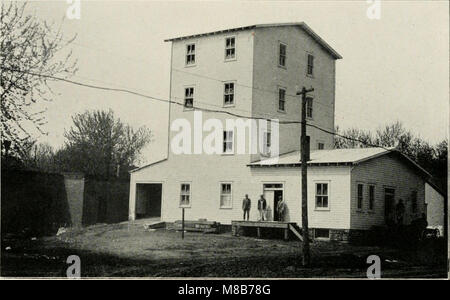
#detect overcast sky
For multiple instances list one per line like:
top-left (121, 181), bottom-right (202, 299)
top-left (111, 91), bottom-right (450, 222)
top-left (26, 0), bottom-right (449, 165)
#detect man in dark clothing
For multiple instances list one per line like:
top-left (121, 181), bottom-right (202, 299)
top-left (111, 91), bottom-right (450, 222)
top-left (242, 194), bottom-right (251, 221)
top-left (257, 195), bottom-right (267, 221)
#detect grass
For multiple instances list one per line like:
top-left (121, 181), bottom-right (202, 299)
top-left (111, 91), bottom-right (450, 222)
top-left (1, 222), bottom-right (447, 278)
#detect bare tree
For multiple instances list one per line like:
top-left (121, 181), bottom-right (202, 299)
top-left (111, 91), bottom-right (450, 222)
top-left (0, 2), bottom-right (77, 158)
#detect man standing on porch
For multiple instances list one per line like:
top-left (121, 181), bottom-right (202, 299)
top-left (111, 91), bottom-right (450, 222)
top-left (258, 195), bottom-right (267, 221)
top-left (242, 194), bottom-right (251, 221)
top-left (277, 196), bottom-right (286, 222)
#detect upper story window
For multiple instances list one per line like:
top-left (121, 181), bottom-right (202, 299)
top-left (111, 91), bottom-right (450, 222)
top-left (306, 97), bottom-right (313, 118)
top-left (357, 184), bottom-right (364, 210)
top-left (279, 43), bottom-right (286, 67)
top-left (180, 183), bottom-right (191, 207)
top-left (186, 43), bottom-right (196, 65)
top-left (224, 82), bottom-right (235, 106)
top-left (307, 54), bottom-right (314, 76)
top-left (225, 37), bottom-right (236, 60)
top-left (315, 183), bottom-right (329, 209)
top-left (184, 87), bottom-right (194, 108)
top-left (369, 185), bottom-right (375, 211)
top-left (318, 142), bottom-right (324, 150)
top-left (223, 130), bottom-right (234, 154)
top-left (278, 88), bottom-right (286, 112)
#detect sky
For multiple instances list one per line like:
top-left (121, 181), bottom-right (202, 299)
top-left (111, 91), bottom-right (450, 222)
top-left (23, 0), bottom-right (449, 165)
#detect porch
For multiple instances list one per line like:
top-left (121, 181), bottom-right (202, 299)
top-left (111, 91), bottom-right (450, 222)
top-left (231, 220), bottom-right (303, 241)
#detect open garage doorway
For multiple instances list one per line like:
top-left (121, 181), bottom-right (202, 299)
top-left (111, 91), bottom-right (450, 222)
top-left (135, 183), bottom-right (162, 219)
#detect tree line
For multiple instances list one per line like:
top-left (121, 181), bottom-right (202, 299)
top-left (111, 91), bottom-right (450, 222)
top-left (334, 121), bottom-right (447, 191)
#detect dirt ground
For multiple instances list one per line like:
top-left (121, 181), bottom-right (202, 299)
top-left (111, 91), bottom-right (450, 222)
top-left (1, 222), bottom-right (447, 278)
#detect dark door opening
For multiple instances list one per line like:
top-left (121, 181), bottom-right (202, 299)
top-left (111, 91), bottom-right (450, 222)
top-left (135, 183), bottom-right (162, 219)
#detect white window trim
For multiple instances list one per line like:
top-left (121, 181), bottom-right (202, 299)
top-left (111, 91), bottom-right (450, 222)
top-left (278, 42), bottom-right (287, 68)
top-left (277, 86), bottom-right (287, 113)
top-left (314, 181), bottom-right (330, 211)
top-left (183, 85), bottom-right (195, 111)
top-left (356, 182), bottom-right (364, 212)
top-left (224, 36), bottom-right (237, 62)
top-left (179, 182), bottom-right (192, 208)
top-left (219, 182), bottom-right (233, 209)
top-left (223, 81), bottom-right (236, 107)
top-left (222, 130), bottom-right (234, 155)
top-left (185, 43), bottom-right (196, 67)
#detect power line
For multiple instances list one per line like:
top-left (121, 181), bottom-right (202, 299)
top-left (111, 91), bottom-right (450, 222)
top-left (1, 66), bottom-right (393, 152)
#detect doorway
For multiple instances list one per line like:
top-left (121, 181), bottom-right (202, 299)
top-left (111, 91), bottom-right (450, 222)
top-left (135, 183), bottom-right (162, 219)
top-left (263, 183), bottom-right (284, 221)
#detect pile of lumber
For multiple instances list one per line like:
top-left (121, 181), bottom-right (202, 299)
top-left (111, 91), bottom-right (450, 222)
top-left (173, 219), bottom-right (220, 233)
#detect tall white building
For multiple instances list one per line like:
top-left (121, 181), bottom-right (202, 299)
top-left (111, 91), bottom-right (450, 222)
top-left (129, 23), bottom-right (430, 242)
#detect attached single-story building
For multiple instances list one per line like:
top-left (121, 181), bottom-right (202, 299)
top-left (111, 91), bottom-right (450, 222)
top-left (129, 147), bottom-right (434, 241)
top-left (425, 182), bottom-right (446, 235)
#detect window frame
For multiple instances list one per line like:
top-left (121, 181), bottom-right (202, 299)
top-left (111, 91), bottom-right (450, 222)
top-left (262, 131), bottom-right (271, 156)
top-left (278, 42), bottom-right (287, 68)
top-left (357, 183), bottom-right (364, 211)
top-left (224, 36), bottom-right (236, 61)
top-left (306, 96), bottom-right (313, 119)
top-left (219, 182), bottom-right (233, 209)
top-left (183, 86), bottom-right (195, 110)
top-left (315, 181), bottom-right (330, 210)
top-left (222, 130), bottom-right (234, 155)
top-left (179, 182), bottom-right (192, 208)
top-left (278, 87), bottom-right (286, 113)
top-left (306, 53), bottom-right (314, 77)
top-left (223, 81), bottom-right (235, 107)
top-left (314, 229), bottom-right (330, 240)
top-left (185, 43), bottom-right (196, 66)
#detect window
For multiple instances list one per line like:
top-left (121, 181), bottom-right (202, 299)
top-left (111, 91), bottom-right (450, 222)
top-left (306, 97), bottom-right (313, 118)
top-left (180, 183), bottom-right (191, 207)
top-left (307, 54), bottom-right (314, 75)
top-left (315, 183), bottom-right (329, 208)
top-left (223, 130), bottom-right (234, 154)
top-left (369, 185), bottom-right (375, 211)
top-left (315, 229), bottom-right (330, 239)
top-left (225, 37), bottom-right (235, 60)
top-left (224, 82), bottom-right (235, 106)
top-left (220, 183), bottom-right (232, 208)
top-left (184, 87), bottom-right (194, 108)
top-left (186, 44), bottom-right (196, 65)
top-left (278, 88), bottom-right (286, 112)
top-left (318, 143), bottom-right (324, 150)
top-left (411, 191), bottom-right (418, 213)
top-left (279, 43), bottom-right (286, 67)
top-left (357, 184), bottom-right (364, 210)
top-left (263, 131), bottom-right (271, 155)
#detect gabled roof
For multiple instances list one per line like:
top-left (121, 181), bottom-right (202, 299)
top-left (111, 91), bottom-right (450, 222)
top-left (164, 22), bottom-right (342, 59)
top-left (248, 147), bottom-right (433, 178)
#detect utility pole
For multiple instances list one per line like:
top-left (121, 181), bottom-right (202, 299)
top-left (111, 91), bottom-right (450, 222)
top-left (297, 86), bottom-right (314, 267)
